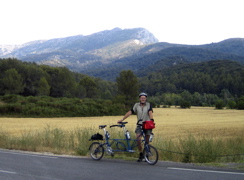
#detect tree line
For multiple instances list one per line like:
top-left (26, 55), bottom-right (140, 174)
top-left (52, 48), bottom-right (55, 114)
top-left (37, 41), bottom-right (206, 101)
top-left (0, 58), bottom-right (243, 117)
top-left (139, 60), bottom-right (244, 96)
top-left (0, 58), bottom-right (117, 99)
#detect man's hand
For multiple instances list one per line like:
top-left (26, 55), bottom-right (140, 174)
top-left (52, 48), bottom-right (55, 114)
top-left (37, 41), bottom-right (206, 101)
top-left (117, 119), bottom-right (123, 123)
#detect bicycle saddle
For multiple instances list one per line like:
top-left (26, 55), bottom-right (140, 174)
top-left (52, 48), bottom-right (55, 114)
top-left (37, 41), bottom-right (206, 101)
top-left (99, 125), bottom-right (107, 129)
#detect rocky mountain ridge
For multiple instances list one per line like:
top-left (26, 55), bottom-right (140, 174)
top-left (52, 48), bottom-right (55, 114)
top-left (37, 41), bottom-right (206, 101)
top-left (1, 28), bottom-right (244, 81)
top-left (0, 27), bottom-right (157, 57)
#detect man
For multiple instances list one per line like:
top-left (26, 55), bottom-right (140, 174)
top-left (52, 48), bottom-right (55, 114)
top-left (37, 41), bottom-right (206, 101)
top-left (117, 92), bottom-right (154, 162)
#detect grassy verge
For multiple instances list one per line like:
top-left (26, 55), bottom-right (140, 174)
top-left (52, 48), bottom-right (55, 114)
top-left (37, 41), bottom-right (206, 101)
top-left (0, 126), bottom-right (92, 155)
top-left (0, 126), bottom-right (243, 163)
top-left (154, 134), bottom-right (244, 163)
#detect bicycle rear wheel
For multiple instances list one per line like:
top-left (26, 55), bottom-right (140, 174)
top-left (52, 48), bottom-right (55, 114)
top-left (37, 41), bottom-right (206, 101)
top-left (143, 144), bottom-right (158, 165)
top-left (89, 142), bottom-right (104, 160)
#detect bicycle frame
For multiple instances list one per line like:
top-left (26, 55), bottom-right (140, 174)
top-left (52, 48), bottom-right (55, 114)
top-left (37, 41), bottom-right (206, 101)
top-left (99, 122), bottom-right (145, 153)
top-left (89, 122), bottom-right (158, 165)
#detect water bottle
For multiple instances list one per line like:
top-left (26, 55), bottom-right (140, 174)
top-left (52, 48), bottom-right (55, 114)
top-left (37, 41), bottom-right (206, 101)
top-left (106, 131), bottom-right (110, 139)
top-left (126, 130), bottom-right (130, 139)
top-left (149, 133), bottom-right (154, 142)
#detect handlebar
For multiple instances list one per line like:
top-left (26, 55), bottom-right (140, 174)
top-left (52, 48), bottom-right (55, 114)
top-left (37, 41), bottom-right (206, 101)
top-left (110, 122), bottom-right (128, 128)
top-left (137, 119), bottom-right (143, 126)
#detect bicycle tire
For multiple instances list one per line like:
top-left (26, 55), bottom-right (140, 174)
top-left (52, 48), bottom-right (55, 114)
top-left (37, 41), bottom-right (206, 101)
top-left (89, 142), bottom-right (104, 160)
top-left (143, 144), bottom-right (158, 165)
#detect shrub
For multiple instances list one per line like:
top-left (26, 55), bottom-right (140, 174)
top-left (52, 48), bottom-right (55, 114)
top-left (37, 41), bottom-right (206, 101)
top-left (0, 104), bottom-right (9, 114)
top-left (27, 96), bottom-right (38, 103)
top-left (215, 100), bottom-right (224, 109)
top-left (227, 100), bottom-right (236, 109)
top-left (180, 101), bottom-right (191, 109)
top-left (236, 96), bottom-right (244, 110)
top-left (0, 95), bottom-right (128, 117)
top-left (2, 94), bottom-right (22, 103)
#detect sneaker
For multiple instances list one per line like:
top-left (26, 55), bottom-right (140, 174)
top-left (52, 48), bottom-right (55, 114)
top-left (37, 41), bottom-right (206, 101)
top-left (137, 152), bottom-right (143, 162)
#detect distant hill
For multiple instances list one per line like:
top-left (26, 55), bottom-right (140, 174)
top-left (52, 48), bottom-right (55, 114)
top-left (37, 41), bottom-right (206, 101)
top-left (199, 38), bottom-right (244, 57)
top-left (157, 59), bottom-right (244, 76)
top-left (83, 46), bottom-right (244, 80)
top-left (0, 28), bottom-right (244, 81)
top-left (139, 60), bottom-right (244, 96)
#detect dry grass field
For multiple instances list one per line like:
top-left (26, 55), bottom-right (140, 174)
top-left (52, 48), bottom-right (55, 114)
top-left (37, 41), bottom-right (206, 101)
top-left (0, 107), bottom-right (243, 163)
top-left (1, 107), bottom-right (243, 140)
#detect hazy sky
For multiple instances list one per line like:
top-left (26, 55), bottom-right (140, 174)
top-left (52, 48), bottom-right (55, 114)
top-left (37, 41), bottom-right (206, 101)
top-left (1, 0), bottom-right (243, 45)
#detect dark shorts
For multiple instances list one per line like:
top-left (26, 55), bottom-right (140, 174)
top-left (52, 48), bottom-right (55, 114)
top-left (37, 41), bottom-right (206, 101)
top-left (135, 125), bottom-right (152, 136)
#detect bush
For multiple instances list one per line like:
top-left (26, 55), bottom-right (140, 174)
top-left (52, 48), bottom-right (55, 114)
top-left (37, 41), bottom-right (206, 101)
top-left (180, 101), bottom-right (191, 109)
top-left (227, 100), bottom-right (236, 109)
top-left (0, 95), bottom-right (127, 117)
top-left (0, 103), bottom-right (22, 114)
top-left (215, 100), bottom-right (224, 109)
top-left (0, 104), bottom-right (9, 114)
top-left (236, 101), bottom-right (244, 110)
top-left (236, 96), bottom-right (244, 110)
top-left (1, 94), bottom-right (23, 103)
top-left (27, 96), bottom-right (38, 103)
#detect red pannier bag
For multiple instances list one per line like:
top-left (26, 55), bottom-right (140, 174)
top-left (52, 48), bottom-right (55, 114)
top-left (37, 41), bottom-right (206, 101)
top-left (143, 120), bottom-right (155, 130)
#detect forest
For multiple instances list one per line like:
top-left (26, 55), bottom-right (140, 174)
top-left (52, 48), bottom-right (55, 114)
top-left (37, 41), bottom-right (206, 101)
top-left (0, 58), bottom-right (243, 117)
top-left (140, 60), bottom-right (244, 96)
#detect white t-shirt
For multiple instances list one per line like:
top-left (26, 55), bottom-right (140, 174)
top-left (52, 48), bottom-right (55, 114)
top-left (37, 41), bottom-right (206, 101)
top-left (131, 102), bottom-right (153, 124)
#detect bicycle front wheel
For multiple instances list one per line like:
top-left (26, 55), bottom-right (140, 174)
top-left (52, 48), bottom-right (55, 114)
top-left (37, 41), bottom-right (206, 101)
top-left (143, 144), bottom-right (158, 165)
top-left (89, 142), bottom-right (104, 160)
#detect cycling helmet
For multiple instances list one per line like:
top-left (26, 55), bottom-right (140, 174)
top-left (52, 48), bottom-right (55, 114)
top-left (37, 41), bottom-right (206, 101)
top-left (139, 92), bottom-right (147, 97)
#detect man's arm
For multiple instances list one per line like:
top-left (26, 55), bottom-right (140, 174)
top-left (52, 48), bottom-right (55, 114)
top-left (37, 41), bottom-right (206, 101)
top-left (149, 110), bottom-right (153, 120)
top-left (117, 110), bottom-right (132, 123)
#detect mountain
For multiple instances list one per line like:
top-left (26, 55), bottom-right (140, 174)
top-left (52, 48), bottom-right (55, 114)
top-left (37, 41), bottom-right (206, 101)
top-left (82, 45), bottom-right (244, 80)
top-left (1, 28), bottom-right (244, 81)
top-left (0, 27), bottom-right (157, 57)
top-left (0, 27), bottom-right (159, 69)
top-left (0, 44), bottom-right (22, 56)
top-left (199, 38), bottom-right (244, 56)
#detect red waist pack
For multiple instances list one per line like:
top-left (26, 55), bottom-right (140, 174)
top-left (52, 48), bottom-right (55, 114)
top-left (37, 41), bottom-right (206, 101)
top-left (143, 120), bottom-right (155, 130)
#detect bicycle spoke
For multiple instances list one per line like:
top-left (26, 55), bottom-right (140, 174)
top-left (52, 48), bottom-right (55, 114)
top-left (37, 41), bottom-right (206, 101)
top-left (89, 142), bottom-right (104, 160)
top-left (89, 123), bottom-right (158, 165)
top-left (143, 145), bottom-right (158, 165)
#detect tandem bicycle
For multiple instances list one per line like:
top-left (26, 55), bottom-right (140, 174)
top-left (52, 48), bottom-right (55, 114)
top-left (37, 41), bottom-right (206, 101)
top-left (88, 122), bottom-right (158, 165)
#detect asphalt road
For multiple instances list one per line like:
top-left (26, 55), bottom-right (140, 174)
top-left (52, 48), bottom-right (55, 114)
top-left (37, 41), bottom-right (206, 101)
top-left (0, 149), bottom-right (243, 180)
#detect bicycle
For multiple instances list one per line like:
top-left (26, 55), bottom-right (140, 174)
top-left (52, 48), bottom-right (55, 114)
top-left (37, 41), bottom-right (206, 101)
top-left (88, 121), bottom-right (158, 165)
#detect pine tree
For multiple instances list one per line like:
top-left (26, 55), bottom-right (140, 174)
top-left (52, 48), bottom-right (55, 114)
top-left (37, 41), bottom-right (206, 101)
top-left (1, 69), bottom-right (25, 94)
top-left (116, 70), bottom-right (139, 107)
top-left (36, 77), bottom-right (50, 96)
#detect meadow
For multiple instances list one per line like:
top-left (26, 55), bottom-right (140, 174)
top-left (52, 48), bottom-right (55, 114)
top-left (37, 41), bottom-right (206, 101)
top-left (0, 107), bottom-right (243, 163)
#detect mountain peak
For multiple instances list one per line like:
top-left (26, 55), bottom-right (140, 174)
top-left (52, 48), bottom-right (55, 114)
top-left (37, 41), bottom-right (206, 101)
top-left (87, 27), bottom-right (158, 45)
top-left (0, 27), bottom-right (158, 58)
top-left (132, 27), bottom-right (159, 44)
